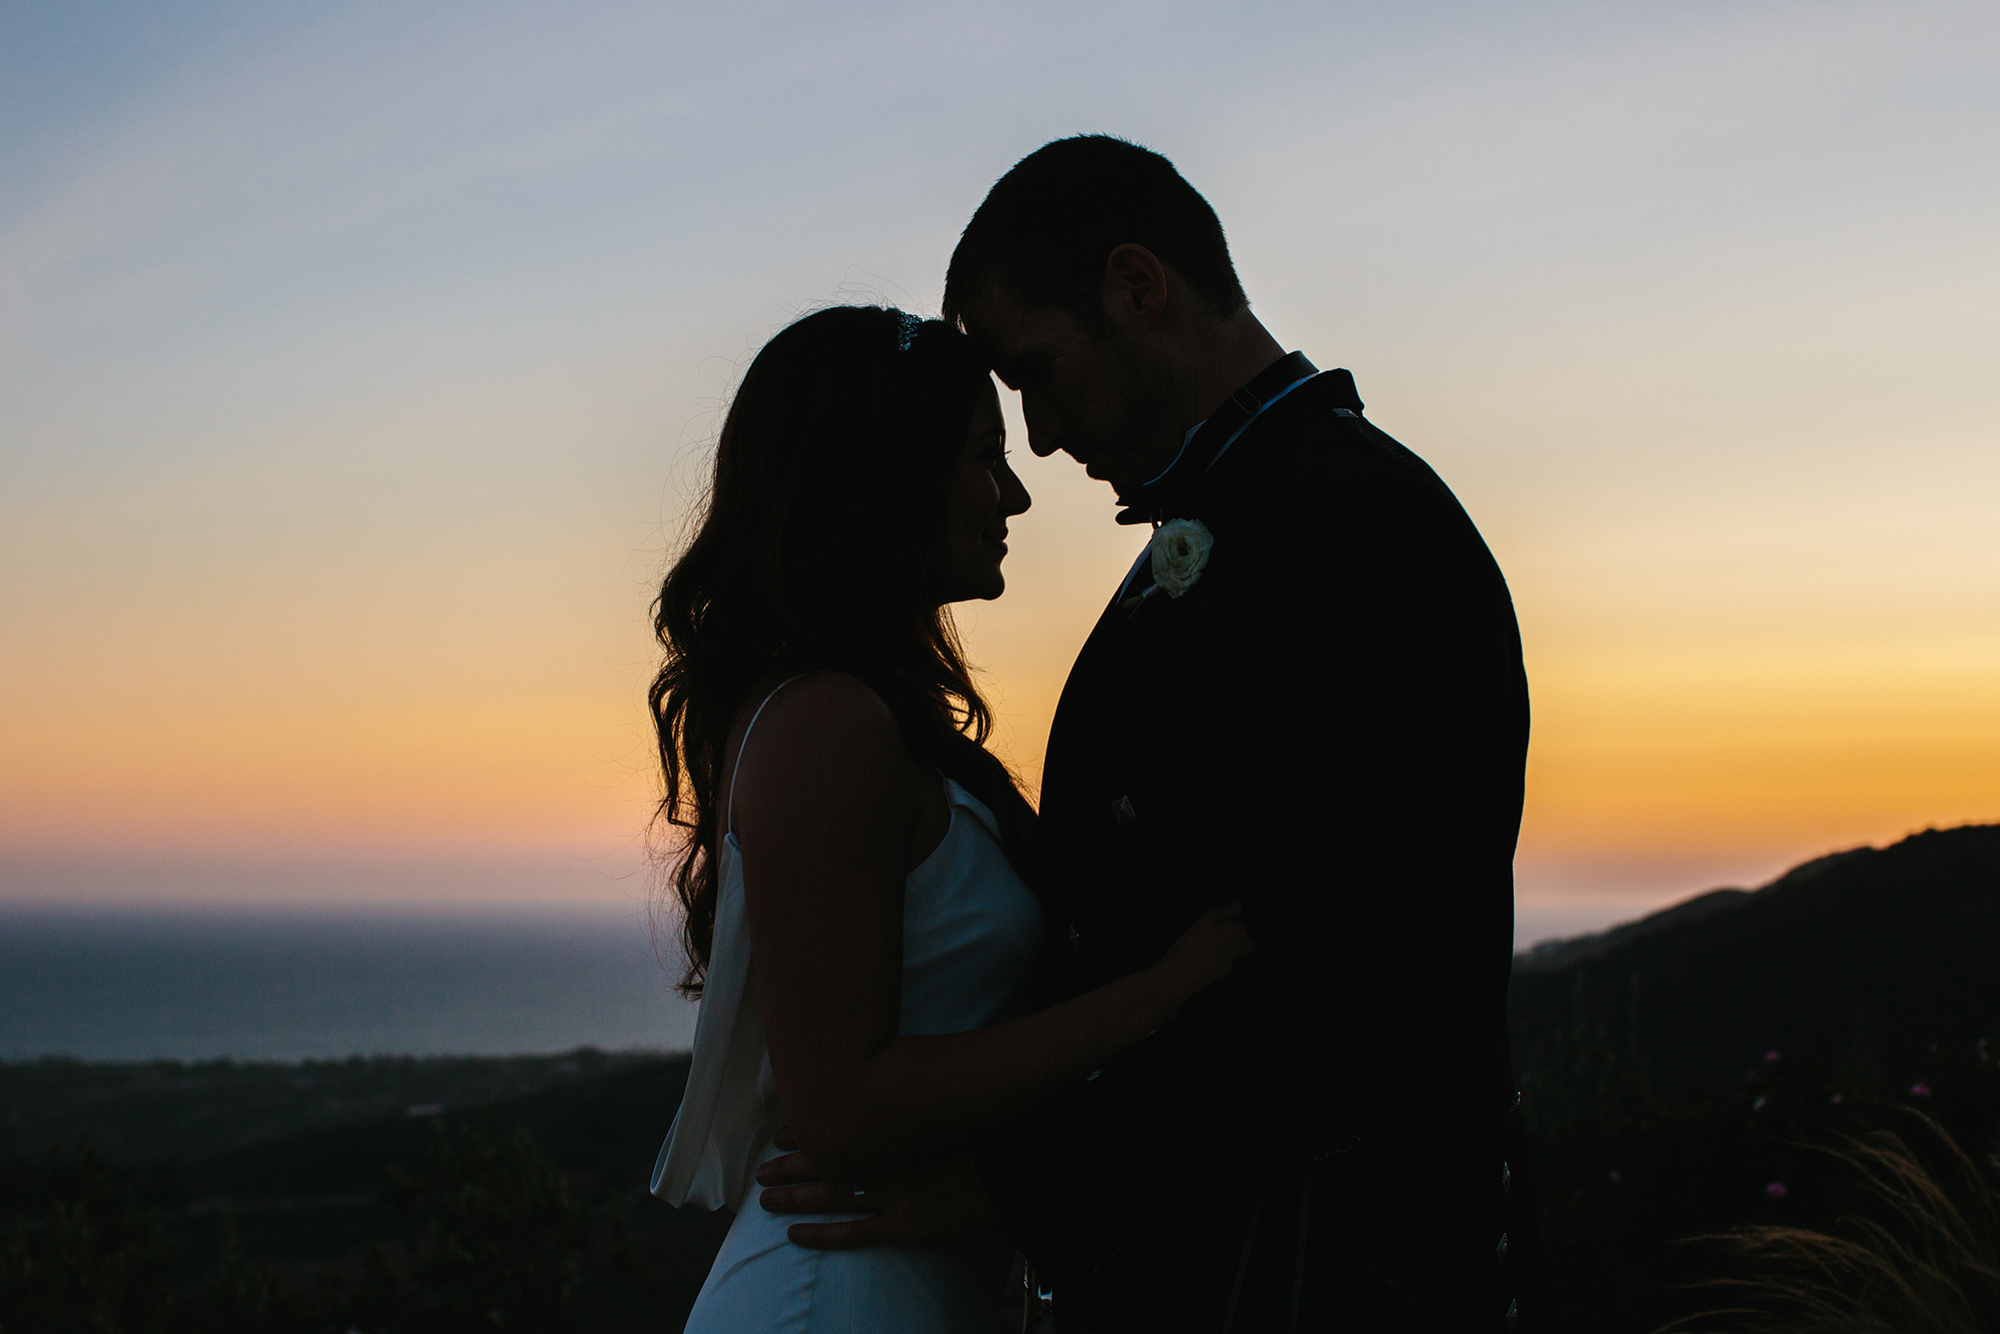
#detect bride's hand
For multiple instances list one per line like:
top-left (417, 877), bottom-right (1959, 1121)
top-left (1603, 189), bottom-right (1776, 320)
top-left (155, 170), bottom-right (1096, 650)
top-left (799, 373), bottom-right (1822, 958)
top-left (1155, 901), bottom-right (1254, 996)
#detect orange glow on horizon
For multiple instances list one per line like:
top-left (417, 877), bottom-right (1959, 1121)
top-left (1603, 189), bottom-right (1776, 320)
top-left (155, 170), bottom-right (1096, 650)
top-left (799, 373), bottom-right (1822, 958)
top-left (5, 400), bottom-right (1994, 901)
top-left (5, 6), bottom-right (1996, 911)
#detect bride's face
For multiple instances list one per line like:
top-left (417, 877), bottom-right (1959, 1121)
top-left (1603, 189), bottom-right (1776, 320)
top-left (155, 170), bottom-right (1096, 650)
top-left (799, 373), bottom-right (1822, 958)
top-left (938, 382), bottom-right (1030, 603)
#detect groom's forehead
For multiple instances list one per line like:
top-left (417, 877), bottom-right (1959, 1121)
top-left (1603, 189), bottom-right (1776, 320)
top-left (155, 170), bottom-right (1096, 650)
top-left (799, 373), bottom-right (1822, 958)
top-left (966, 291), bottom-right (1086, 369)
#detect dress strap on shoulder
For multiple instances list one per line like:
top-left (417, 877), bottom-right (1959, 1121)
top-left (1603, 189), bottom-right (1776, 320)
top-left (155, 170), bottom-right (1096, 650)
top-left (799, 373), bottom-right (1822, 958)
top-left (727, 674), bottom-right (810, 839)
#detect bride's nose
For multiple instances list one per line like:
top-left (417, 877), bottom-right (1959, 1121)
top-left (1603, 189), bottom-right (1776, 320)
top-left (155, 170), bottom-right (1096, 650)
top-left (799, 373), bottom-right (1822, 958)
top-left (1001, 468), bottom-right (1031, 517)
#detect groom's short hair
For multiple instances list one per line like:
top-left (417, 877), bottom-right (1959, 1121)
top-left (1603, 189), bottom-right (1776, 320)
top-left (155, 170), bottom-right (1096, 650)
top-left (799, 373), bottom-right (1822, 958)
top-left (943, 136), bottom-right (1247, 332)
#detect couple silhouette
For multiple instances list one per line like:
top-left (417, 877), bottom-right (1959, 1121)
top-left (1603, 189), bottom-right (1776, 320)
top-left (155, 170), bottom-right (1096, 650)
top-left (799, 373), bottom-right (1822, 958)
top-left (650, 134), bottom-right (1534, 1333)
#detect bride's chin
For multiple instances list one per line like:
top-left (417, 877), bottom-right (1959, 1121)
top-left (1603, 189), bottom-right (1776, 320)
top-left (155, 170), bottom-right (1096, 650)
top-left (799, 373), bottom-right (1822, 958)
top-left (941, 574), bottom-right (1006, 605)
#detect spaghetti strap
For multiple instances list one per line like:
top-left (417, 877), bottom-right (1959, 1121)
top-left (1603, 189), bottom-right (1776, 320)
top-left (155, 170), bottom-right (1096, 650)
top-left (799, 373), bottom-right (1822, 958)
top-left (726, 675), bottom-right (810, 839)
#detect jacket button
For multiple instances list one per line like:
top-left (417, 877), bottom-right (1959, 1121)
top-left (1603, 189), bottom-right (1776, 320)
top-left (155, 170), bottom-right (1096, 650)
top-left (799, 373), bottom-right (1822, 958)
top-left (1501, 1161), bottom-right (1511, 1194)
top-left (1495, 1232), bottom-right (1509, 1266)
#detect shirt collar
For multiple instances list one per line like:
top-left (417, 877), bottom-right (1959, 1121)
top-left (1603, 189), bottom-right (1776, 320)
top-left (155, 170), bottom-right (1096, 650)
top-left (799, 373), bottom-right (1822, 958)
top-left (1117, 351), bottom-right (1321, 525)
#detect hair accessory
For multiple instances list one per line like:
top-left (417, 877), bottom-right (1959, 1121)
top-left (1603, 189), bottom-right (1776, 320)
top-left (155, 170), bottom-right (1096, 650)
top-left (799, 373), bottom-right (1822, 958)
top-left (896, 311), bottom-right (924, 352)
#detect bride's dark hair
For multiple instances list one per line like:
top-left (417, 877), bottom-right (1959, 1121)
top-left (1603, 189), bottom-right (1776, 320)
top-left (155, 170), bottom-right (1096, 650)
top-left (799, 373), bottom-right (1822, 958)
top-left (651, 305), bottom-right (1040, 998)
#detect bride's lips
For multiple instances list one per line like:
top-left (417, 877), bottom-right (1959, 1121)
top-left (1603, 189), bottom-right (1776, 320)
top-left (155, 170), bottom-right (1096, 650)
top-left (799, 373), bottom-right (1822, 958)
top-left (985, 530), bottom-right (1008, 556)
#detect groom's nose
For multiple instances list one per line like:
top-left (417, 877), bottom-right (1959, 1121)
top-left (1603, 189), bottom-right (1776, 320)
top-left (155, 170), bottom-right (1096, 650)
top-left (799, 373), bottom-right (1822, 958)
top-left (1022, 396), bottom-right (1062, 457)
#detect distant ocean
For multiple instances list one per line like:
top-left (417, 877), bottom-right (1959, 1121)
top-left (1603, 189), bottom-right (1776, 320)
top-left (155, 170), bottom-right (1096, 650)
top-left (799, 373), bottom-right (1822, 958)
top-left (0, 907), bottom-right (699, 1062)
top-left (0, 903), bottom-right (1621, 1063)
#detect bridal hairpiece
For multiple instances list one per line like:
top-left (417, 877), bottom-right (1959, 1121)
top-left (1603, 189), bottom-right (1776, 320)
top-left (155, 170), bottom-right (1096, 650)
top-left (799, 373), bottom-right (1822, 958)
top-left (896, 311), bottom-right (923, 352)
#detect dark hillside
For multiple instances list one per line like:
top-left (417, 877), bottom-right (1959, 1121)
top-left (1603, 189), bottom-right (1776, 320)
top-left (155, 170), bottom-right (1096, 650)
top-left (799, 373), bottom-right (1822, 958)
top-left (1508, 825), bottom-right (2000, 1333)
top-left (1, 1052), bottom-right (732, 1331)
top-left (0, 1049), bottom-right (670, 1171)
top-left (1510, 823), bottom-right (2000, 1107)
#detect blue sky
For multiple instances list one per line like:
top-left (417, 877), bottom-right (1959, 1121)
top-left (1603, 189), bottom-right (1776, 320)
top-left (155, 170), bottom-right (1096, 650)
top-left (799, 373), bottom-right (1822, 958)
top-left (3, 2), bottom-right (1996, 936)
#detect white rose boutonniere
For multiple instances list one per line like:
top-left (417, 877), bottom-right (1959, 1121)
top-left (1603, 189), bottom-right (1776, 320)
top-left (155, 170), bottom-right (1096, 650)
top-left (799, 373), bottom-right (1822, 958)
top-left (1151, 518), bottom-right (1214, 596)
top-left (1122, 518), bottom-right (1214, 613)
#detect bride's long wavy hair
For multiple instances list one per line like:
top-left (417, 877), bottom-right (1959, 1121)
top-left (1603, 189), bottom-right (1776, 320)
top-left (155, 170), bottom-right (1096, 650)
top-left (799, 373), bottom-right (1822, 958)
top-left (651, 305), bottom-right (1040, 998)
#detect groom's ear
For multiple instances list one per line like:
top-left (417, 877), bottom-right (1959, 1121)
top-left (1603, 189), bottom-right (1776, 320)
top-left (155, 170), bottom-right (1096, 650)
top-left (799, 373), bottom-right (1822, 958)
top-left (1101, 244), bottom-right (1171, 333)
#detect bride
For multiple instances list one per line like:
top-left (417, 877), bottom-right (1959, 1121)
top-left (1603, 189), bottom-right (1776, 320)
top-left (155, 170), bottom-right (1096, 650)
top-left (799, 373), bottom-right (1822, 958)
top-left (647, 305), bottom-right (1251, 1332)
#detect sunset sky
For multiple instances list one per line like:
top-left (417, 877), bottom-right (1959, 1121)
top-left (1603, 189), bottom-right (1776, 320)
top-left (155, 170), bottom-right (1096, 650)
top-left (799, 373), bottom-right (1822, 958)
top-left (4, 2), bottom-right (1995, 938)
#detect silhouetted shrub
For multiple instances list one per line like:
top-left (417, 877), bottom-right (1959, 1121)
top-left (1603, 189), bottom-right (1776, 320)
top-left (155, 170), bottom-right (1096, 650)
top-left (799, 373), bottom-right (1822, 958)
top-left (1, 1117), bottom-right (601, 1333)
top-left (0, 1136), bottom-right (175, 1334)
top-left (340, 1115), bottom-right (591, 1333)
top-left (1667, 1112), bottom-right (2000, 1333)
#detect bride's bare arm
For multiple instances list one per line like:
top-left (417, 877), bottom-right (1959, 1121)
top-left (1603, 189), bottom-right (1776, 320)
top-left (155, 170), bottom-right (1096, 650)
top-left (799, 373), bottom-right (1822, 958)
top-left (731, 674), bottom-right (1248, 1182)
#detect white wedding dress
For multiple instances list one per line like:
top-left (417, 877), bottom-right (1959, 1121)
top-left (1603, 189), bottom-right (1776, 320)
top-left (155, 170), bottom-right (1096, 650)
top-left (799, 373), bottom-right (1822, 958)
top-left (653, 683), bottom-right (1045, 1333)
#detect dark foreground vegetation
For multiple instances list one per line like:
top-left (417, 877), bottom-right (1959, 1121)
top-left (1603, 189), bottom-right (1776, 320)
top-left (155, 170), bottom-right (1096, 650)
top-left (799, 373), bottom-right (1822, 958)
top-left (5, 824), bottom-right (1996, 1332)
top-left (1, 1051), bottom-right (731, 1332)
top-left (1513, 823), bottom-right (2000, 1330)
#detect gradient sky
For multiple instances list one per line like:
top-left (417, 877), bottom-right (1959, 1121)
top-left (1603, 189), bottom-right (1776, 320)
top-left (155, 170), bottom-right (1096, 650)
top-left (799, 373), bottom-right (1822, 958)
top-left (3, 2), bottom-right (1996, 929)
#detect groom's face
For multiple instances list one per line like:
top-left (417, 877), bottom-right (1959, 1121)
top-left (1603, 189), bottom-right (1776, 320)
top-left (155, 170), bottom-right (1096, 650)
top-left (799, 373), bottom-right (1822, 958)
top-left (967, 287), bottom-right (1182, 499)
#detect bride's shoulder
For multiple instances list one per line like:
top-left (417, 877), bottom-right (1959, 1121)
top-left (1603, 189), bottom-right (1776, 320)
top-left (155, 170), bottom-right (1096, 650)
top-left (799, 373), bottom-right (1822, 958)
top-left (740, 670), bottom-right (893, 738)
top-left (730, 671), bottom-right (905, 780)
top-left (728, 672), bottom-right (925, 847)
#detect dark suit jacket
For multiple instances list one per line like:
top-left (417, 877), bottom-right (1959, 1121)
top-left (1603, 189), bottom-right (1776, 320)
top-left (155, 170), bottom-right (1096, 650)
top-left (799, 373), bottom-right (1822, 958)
top-left (978, 364), bottom-right (1534, 1332)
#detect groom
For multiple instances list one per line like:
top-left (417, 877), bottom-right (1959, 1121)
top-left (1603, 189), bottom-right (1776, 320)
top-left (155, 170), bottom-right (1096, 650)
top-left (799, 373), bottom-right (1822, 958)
top-left (766, 136), bottom-right (1534, 1331)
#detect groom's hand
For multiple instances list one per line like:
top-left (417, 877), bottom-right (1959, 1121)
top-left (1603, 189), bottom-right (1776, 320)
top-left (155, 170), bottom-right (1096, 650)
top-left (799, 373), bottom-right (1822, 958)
top-left (755, 1132), bottom-right (998, 1250)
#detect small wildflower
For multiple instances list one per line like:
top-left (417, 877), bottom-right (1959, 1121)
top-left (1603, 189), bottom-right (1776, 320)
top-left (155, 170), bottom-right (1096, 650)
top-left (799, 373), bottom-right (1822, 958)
top-left (1764, 1050), bottom-right (1782, 1062)
top-left (1752, 1095), bottom-right (1768, 1111)
top-left (1765, 1182), bottom-right (1788, 1200)
top-left (1829, 1093), bottom-right (1843, 1105)
top-left (1910, 1082), bottom-right (1932, 1098)
top-left (1606, 1169), bottom-right (1622, 1185)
